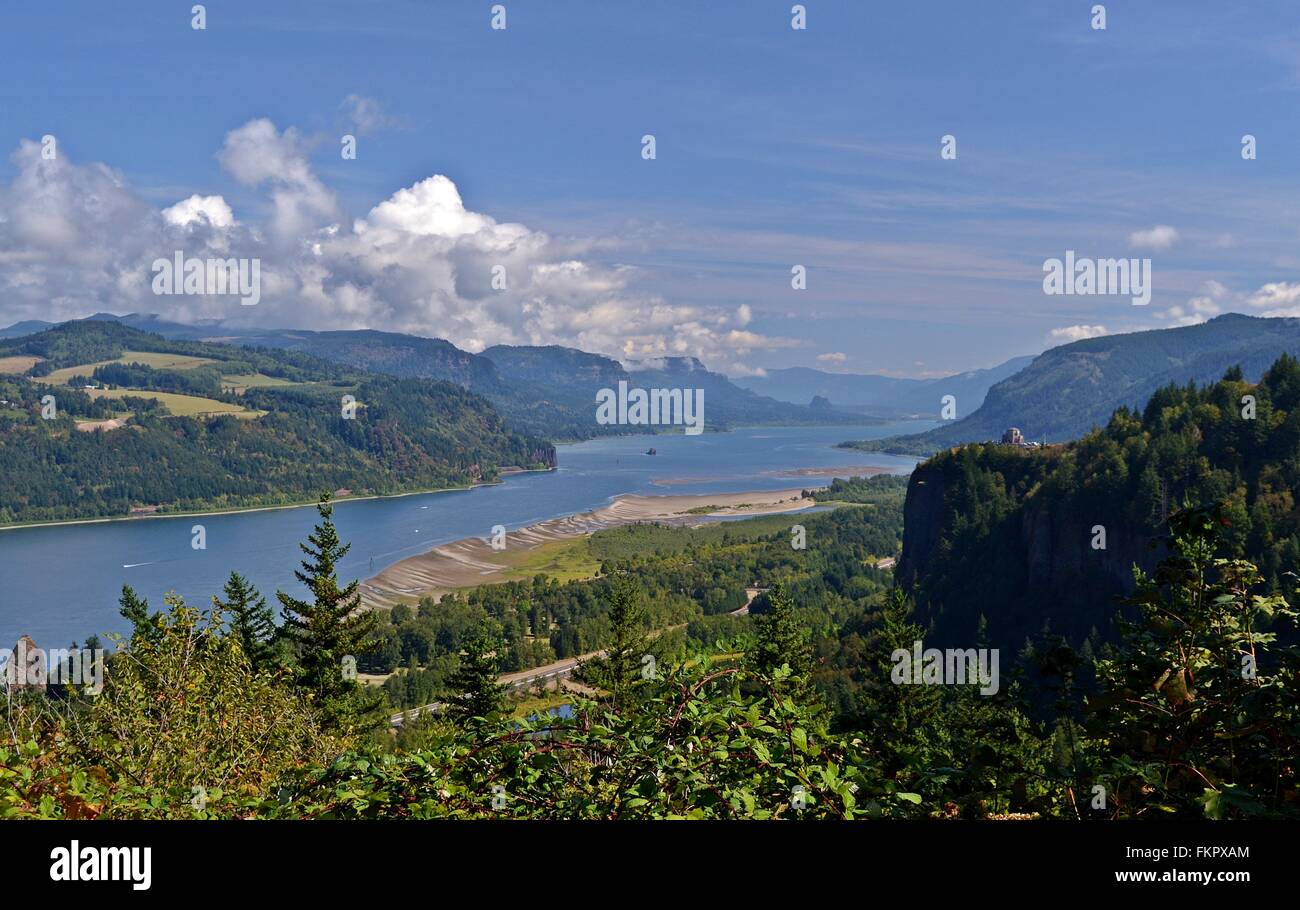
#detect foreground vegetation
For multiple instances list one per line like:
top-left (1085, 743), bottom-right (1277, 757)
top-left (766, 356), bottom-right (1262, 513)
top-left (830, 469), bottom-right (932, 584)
top-left (3, 474), bottom-right (1297, 819)
top-left (4, 358), bottom-right (1298, 820)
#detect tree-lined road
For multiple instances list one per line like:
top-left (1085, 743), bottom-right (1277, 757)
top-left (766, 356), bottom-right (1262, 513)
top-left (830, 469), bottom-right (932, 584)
top-left (389, 650), bottom-right (600, 727)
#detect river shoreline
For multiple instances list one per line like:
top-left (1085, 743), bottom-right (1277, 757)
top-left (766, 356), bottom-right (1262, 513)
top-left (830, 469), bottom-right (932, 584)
top-left (0, 423), bottom-right (921, 647)
top-left (359, 487), bottom-right (815, 610)
top-left (0, 466), bottom-right (555, 533)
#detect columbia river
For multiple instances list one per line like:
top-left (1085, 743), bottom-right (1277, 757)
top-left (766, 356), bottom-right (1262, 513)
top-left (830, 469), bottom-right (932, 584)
top-left (0, 422), bottom-right (927, 646)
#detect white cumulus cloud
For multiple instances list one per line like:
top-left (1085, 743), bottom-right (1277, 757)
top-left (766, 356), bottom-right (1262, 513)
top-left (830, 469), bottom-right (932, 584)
top-left (0, 120), bottom-right (794, 376)
top-left (1048, 324), bottom-right (1109, 343)
top-left (1246, 281), bottom-right (1300, 316)
top-left (162, 194), bottom-right (234, 229)
top-left (1128, 224), bottom-right (1180, 250)
top-left (216, 119), bottom-right (339, 245)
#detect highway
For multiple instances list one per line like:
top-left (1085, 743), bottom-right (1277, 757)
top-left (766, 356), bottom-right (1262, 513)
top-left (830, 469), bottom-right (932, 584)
top-left (389, 650), bottom-right (600, 727)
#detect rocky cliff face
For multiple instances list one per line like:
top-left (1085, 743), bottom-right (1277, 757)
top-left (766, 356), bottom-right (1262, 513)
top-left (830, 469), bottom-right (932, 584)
top-left (896, 465), bottom-right (947, 590)
top-left (898, 453), bottom-right (1161, 653)
top-left (1017, 501), bottom-right (1154, 595)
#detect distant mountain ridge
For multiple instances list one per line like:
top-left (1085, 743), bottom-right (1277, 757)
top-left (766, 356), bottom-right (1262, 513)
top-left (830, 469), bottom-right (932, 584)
top-left (735, 356), bottom-right (1033, 416)
top-left (478, 345), bottom-right (866, 435)
top-left (0, 314), bottom-right (862, 440)
top-left (843, 314), bottom-right (1300, 455)
top-left (480, 344), bottom-right (625, 389)
top-left (232, 328), bottom-right (506, 391)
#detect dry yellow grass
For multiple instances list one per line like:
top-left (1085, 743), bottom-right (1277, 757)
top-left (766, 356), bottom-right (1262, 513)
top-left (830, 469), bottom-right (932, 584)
top-left (0, 355), bottom-right (42, 375)
top-left (85, 388), bottom-right (261, 418)
top-left (220, 373), bottom-right (303, 393)
top-left (43, 351), bottom-right (216, 385)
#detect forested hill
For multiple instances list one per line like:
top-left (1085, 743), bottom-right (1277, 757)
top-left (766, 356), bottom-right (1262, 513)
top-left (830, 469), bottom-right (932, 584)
top-left (223, 329), bottom-right (866, 436)
top-left (206, 331), bottom-right (861, 437)
top-left (843, 313), bottom-right (1300, 455)
top-left (216, 329), bottom-right (613, 439)
top-left (0, 321), bottom-right (554, 524)
top-left (233, 328), bottom-right (507, 391)
top-left (2, 315), bottom-right (859, 440)
top-left (897, 354), bottom-right (1300, 655)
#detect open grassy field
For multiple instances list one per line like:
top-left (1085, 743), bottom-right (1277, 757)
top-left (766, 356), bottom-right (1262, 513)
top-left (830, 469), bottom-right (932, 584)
top-left (492, 536), bottom-right (602, 584)
top-left (43, 350), bottom-right (216, 385)
top-left (85, 388), bottom-right (262, 418)
top-left (0, 355), bottom-right (42, 375)
top-left (219, 372), bottom-right (303, 393)
top-left (74, 417), bottom-right (131, 432)
top-left (587, 512), bottom-right (805, 560)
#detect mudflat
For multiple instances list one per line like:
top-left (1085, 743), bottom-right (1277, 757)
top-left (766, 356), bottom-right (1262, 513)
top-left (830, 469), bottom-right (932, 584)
top-left (359, 488), bottom-right (812, 609)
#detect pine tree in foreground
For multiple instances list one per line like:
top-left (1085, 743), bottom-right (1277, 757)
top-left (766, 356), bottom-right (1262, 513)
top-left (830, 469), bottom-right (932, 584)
top-left (276, 493), bottom-right (382, 731)
top-left (577, 576), bottom-right (653, 711)
top-left (750, 584), bottom-right (812, 679)
top-left (213, 570), bottom-right (276, 670)
top-left (746, 582), bottom-right (827, 733)
top-left (118, 584), bottom-right (159, 645)
top-left (445, 622), bottom-right (506, 727)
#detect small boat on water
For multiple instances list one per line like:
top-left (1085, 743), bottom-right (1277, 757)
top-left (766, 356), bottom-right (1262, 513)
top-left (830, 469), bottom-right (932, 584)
top-left (645, 447), bottom-right (657, 455)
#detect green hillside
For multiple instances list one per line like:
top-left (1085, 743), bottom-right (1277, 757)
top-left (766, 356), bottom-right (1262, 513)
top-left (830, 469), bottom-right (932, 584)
top-left (0, 322), bottom-right (554, 524)
top-left (31, 318), bottom-right (859, 440)
top-left (845, 313), bottom-right (1300, 455)
top-left (897, 354), bottom-right (1300, 653)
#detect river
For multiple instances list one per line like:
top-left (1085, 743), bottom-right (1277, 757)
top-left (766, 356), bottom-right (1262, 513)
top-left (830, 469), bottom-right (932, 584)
top-left (0, 421), bottom-right (927, 647)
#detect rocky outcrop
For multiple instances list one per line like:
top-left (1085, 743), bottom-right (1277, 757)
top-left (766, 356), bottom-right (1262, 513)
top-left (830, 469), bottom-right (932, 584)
top-left (1019, 503), bottom-right (1154, 594)
top-left (896, 465), bottom-right (947, 590)
top-left (898, 451), bottom-right (1162, 653)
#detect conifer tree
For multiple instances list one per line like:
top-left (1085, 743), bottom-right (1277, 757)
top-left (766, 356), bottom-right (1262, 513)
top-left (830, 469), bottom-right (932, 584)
top-left (746, 583), bottom-right (826, 732)
top-left (118, 584), bottom-right (159, 645)
top-left (577, 576), bottom-right (652, 711)
top-left (213, 571), bottom-right (276, 670)
top-left (446, 622), bottom-right (506, 727)
top-left (859, 586), bottom-right (945, 769)
top-left (750, 583), bottom-right (813, 682)
top-left (276, 493), bottom-right (381, 730)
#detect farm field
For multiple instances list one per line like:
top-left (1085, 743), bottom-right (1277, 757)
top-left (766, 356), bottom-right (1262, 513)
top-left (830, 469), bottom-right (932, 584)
top-left (84, 388), bottom-right (263, 418)
top-left (220, 373), bottom-right (304, 393)
top-left (0, 356), bottom-right (43, 375)
top-left (26, 350), bottom-right (270, 418)
top-left (42, 350), bottom-right (216, 385)
top-left (494, 536), bottom-right (602, 585)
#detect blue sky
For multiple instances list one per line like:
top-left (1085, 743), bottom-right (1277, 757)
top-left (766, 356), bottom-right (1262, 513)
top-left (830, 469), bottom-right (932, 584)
top-left (3, 1), bottom-right (1300, 377)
